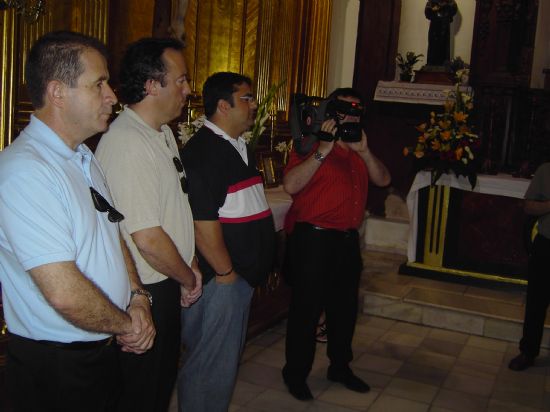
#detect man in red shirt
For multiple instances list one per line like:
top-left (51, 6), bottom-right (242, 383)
top-left (282, 88), bottom-right (391, 401)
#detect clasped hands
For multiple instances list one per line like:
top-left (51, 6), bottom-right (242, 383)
top-left (117, 296), bottom-right (155, 354)
top-left (181, 257), bottom-right (203, 308)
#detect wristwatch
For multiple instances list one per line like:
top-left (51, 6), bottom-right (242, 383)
top-left (130, 288), bottom-right (153, 306)
top-left (313, 150), bottom-right (326, 163)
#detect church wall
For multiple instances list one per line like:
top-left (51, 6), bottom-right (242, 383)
top-left (327, 0), bottom-right (360, 92)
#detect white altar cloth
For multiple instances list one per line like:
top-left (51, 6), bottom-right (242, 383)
top-left (374, 80), bottom-right (471, 106)
top-left (265, 185), bottom-right (292, 232)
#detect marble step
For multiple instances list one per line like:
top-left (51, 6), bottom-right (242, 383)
top-left (362, 277), bottom-right (550, 350)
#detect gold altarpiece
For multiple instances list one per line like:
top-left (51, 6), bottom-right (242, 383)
top-left (182, 0), bottom-right (331, 117)
top-left (0, 0), bottom-right (332, 150)
top-left (0, 0), bottom-right (110, 149)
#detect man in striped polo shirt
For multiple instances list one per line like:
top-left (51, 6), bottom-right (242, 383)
top-left (179, 72), bottom-right (276, 411)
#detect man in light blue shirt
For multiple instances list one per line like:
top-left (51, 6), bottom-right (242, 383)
top-left (0, 31), bottom-right (155, 411)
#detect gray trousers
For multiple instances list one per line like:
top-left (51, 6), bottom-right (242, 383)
top-left (177, 276), bottom-right (254, 412)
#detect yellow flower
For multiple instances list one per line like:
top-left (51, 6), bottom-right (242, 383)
top-left (414, 150), bottom-right (424, 158)
top-left (431, 140), bottom-right (441, 150)
top-left (455, 147), bottom-right (463, 160)
top-left (454, 112), bottom-right (468, 122)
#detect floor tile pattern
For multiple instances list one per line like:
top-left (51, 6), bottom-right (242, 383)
top-left (169, 250), bottom-right (550, 411)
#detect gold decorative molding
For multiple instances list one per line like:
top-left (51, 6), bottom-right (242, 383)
top-left (0, 9), bottom-right (16, 150)
top-left (182, 0), bottom-right (332, 116)
top-left (0, 0), bottom-right (109, 149)
top-left (423, 185), bottom-right (450, 267)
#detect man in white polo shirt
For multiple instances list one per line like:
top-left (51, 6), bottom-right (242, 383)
top-left (96, 37), bottom-right (201, 412)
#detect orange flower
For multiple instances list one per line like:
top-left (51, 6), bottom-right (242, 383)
top-left (414, 150), bottom-right (424, 158)
top-left (455, 147), bottom-right (463, 160)
top-left (438, 120), bottom-right (447, 129)
top-left (418, 135), bottom-right (426, 143)
top-left (454, 111), bottom-right (468, 122)
top-left (441, 130), bottom-right (451, 141)
top-left (403, 147), bottom-right (409, 156)
top-left (416, 123), bottom-right (427, 132)
top-left (431, 140), bottom-right (441, 150)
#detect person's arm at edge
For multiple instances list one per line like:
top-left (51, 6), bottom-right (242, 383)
top-left (193, 220), bottom-right (237, 285)
top-left (524, 199), bottom-right (550, 216)
top-left (29, 261), bottom-right (133, 336)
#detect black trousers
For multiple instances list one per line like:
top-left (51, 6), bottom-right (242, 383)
top-left (283, 222), bottom-right (362, 383)
top-left (117, 278), bottom-right (181, 412)
top-left (7, 334), bottom-right (119, 412)
top-left (520, 234), bottom-right (550, 358)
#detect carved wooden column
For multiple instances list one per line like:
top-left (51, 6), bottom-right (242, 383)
top-left (470, 0), bottom-right (539, 173)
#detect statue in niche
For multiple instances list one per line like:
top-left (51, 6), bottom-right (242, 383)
top-left (425, 0), bottom-right (458, 66)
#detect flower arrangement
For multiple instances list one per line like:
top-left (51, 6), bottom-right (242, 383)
top-left (403, 79), bottom-right (480, 189)
top-left (243, 79), bottom-right (286, 150)
top-left (396, 51), bottom-right (424, 81)
top-left (445, 57), bottom-right (470, 84)
top-left (274, 139), bottom-right (293, 165)
top-left (178, 115), bottom-right (205, 146)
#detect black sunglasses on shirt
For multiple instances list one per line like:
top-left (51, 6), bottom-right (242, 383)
top-left (90, 187), bottom-right (124, 223)
top-left (173, 157), bottom-right (188, 193)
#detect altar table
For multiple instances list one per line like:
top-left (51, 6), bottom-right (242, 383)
top-left (402, 171), bottom-right (531, 285)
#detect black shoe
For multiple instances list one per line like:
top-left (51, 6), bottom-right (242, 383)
top-left (327, 368), bottom-right (370, 393)
top-left (508, 353), bottom-right (535, 371)
top-left (282, 370), bottom-right (313, 401)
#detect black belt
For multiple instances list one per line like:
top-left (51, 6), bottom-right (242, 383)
top-left (298, 222), bottom-right (357, 237)
top-left (10, 333), bottom-right (114, 350)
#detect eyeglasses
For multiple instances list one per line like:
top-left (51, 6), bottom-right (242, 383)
top-left (238, 95), bottom-right (256, 104)
top-left (90, 187), bottom-right (125, 223)
top-left (173, 157), bottom-right (188, 193)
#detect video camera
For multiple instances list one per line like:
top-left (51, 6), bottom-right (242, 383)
top-left (289, 93), bottom-right (364, 155)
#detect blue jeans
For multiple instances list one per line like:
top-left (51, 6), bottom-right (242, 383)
top-left (177, 276), bottom-right (254, 412)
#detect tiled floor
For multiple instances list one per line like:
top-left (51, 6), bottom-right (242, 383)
top-left (228, 314), bottom-right (550, 411)
top-left (170, 249), bottom-right (550, 411)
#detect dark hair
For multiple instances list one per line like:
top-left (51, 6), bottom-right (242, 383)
top-left (327, 87), bottom-right (364, 104)
top-left (202, 72), bottom-right (252, 118)
top-left (25, 31), bottom-right (108, 109)
top-left (118, 37), bottom-right (185, 104)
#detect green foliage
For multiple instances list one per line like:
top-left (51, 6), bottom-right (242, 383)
top-left (395, 52), bottom-right (424, 74)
